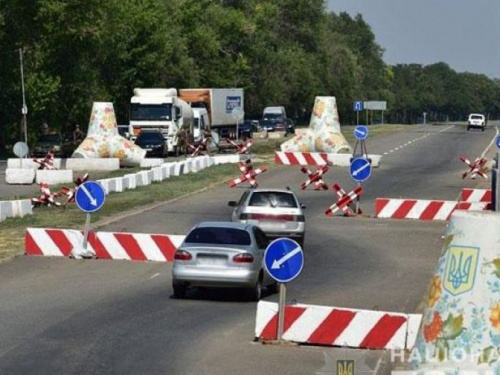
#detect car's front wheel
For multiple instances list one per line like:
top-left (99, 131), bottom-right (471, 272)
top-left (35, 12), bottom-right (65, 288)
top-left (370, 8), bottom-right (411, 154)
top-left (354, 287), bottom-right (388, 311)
top-left (248, 277), bottom-right (262, 301)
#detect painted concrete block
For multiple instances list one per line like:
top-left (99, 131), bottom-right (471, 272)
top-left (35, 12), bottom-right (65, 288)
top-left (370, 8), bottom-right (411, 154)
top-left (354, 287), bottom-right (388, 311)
top-left (36, 170), bottom-right (74, 185)
top-left (6, 168), bottom-right (35, 184)
top-left (66, 158), bottom-right (120, 171)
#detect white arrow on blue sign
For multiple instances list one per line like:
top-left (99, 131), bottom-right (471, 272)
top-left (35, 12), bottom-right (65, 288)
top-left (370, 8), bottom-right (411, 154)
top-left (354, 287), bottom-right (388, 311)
top-left (75, 181), bottom-right (106, 213)
top-left (353, 101), bottom-right (364, 112)
top-left (354, 125), bottom-right (369, 140)
top-left (264, 238), bottom-right (304, 283)
top-left (350, 157), bottom-right (372, 183)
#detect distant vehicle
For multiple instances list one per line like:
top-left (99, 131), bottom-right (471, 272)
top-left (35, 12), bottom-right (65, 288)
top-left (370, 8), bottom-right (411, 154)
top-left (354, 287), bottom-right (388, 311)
top-left (33, 133), bottom-right (74, 158)
top-left (117, 125), bottom-right (130, 139)
top-left (129, 88), bottom-right (194, 154)
top-left (172, 221), bottom-right (277, 300)
top-left (467, 113), bottom-right (486, 131)
top-left (134, 129), bottom-right (168, 158)
top-left (228, 188), bottom-right (306, 247)
top-left (261, 106), bottom-right (294, 133)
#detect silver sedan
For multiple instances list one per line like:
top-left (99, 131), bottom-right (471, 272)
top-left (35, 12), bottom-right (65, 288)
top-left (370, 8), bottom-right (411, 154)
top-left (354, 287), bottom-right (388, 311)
top-left (172, 221), bottom-right (278, 300)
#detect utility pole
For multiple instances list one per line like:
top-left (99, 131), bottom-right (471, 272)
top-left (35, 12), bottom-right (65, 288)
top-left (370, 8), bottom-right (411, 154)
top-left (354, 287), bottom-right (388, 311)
top-left (19, 48), bottom-right (28, 145)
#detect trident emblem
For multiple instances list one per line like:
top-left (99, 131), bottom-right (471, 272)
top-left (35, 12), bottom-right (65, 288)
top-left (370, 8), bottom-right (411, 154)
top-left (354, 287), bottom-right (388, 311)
top-left (336, 360), bottom-right (354, 375)
top-left (444, 246), bottom-right (479, 296)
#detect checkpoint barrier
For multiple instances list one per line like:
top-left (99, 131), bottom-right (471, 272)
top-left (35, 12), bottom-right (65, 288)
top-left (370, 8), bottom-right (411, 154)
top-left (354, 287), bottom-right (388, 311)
top-left (300, 165), bottom-right (328, 190)
top-left (461, 188), bottom-right (492, 203)
top-left (325, 185), bottom-right (363, 216)
top-left (275, 151), bottom-right (382, 167)
top-left (25, 228), bottom-right (185, 262)
top-left (255, 301), bottom-right (421, 350)
top-left (375, 198), bottom-right (490, 220)
top-left (460, 155), bottom-right (488, 179)
top-left (228, 159), bottom-right (267, 188)
top-left (225, 138), bottom-right (255, 155)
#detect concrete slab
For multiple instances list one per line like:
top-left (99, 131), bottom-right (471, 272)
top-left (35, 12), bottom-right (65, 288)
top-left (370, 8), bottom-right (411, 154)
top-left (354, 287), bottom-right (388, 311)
top-left (140, 158), bottom-right (164, 168)
top-left (66, 158), bottom-right (120, 171)
top-left (6, 168), bottom-right (36, 184)
top-left (123, 174), bottom-right (137, 190)
top-left (36, 170), bottom-right (74, 185)
top-left (8, 158), bottom-right (62, 169)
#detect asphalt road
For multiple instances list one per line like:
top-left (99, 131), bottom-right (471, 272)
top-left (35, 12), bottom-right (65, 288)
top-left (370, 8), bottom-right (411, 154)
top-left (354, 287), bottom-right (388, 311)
top-left (0, 123), bottom-right (497, 374)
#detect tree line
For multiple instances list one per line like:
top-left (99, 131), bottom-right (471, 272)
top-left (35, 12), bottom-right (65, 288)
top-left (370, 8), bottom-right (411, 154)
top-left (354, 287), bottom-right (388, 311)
top-left (0, 0), bottom-right (498, 154)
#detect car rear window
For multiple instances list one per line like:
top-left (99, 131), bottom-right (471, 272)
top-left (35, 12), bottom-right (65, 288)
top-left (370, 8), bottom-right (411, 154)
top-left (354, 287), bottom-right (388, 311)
top-left (185, 227), bottom-right (251, 246)
top-left (470, 115), bottom-right (484, 120)
top-left (249, 192), bottom-right (297, 208)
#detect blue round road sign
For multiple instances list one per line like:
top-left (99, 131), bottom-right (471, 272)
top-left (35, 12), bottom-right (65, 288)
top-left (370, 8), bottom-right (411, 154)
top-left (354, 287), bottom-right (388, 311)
top-left (354, 125), bottom-right (369, 140)
top-left (264, 238), bottom-right (304, 283)
top-left (350, 157), bottom-right (372, 183)
top-left (75, 181), bottom-right (106, 213)
top-left (496, 135), bottom-right (500, 149)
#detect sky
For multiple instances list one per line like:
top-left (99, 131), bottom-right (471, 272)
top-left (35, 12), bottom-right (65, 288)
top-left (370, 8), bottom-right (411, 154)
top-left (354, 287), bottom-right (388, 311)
top-left (326, 0), bottom-right (500, 79)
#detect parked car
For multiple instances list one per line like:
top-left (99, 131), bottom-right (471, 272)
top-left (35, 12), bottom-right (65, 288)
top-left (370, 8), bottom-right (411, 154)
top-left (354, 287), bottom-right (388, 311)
top-left (172, 221), bottom-right (277, 300)
top-left (134, 129), bottom-right (167, 157)
top-left (467, 113), bottom-right (486, 131)
top-left (117, 125), bottom-right (131, 139)
top-left (33, 133), bottom-right (75, 157)
top-left (228, 188), bottom-right (306, 246)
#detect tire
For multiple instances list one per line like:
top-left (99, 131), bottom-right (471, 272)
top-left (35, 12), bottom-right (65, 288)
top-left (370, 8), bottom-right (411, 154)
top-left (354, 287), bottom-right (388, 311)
top-left (248, 277), bottom-right (263, 301)
top-left (173, 283), bottom-right (187, 299)
top-left (482, 126), bottom-right (485, 132)
top-left (467, 126), bottom-right (470, 131)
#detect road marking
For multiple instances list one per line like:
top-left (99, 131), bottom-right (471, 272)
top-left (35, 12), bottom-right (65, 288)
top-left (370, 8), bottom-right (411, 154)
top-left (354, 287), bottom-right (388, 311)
top-left (149, 273), bottom-right (160, 279)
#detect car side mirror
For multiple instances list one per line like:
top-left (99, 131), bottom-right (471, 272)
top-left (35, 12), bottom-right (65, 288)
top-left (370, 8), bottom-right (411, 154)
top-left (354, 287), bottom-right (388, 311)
top-left (228, 201), bottom-right (237, 207)
top-left (300, 204), bottom-right (306, 209)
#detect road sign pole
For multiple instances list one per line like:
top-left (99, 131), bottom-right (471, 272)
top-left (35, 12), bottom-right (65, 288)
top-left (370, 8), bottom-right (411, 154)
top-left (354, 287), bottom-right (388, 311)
top-left (82, 213), bottom-right (91, 250)
top-left (236, 119), bottom-right (239, 141)
top-left (356, 112), bottom-right (359, 126)
top-left (355, 182), bottom-right (361, 214)
top-left (277, 283), bottom-right (287, 342)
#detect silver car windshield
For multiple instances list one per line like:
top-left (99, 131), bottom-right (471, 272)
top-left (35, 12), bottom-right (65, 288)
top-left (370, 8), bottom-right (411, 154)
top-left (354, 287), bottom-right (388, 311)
top-left (249, 192), bottom-right (297, 208)
top-left (185, 227), bottom-right (251, 245)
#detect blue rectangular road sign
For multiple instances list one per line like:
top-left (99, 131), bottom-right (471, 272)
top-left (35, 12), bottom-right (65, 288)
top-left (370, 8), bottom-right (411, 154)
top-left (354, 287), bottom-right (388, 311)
top-left (353, 101), bottom-right (364, 112)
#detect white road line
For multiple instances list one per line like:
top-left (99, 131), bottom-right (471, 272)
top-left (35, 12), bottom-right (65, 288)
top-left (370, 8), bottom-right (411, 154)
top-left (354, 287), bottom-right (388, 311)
top-left (149, 273), bottom-right (160, 279)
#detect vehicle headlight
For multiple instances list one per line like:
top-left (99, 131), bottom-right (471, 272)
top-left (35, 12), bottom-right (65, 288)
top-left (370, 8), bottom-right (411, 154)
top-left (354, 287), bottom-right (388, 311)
top-left (52, 145), bottom-right (61, 151)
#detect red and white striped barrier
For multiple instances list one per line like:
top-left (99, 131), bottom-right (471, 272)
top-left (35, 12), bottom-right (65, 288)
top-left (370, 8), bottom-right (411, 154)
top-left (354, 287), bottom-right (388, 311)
top-left (300, 165), bottom-right (328, 190)
top-left (375, 198), bottom-right (490, 220)
top-left (275, 152), bottom-right (329, 166)
top-left (25, 228), bottom-right (185, 262)
top-left (325, 185), bottom-right (363, 216)
top-left (461, 188), bottom-right (492, 203)
top-left (255, 301), bottom-right (421, 350)
top-left (228, 159), bottom-right (267, 188)
top-left (226, 138), bottom-right (255, 154)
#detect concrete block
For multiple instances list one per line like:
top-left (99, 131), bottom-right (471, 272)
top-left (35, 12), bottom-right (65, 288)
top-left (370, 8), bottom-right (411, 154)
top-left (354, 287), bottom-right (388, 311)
top-left (208, 157), bottom-right (215, 167)
top-left (172, 162), bottom-right (185, 176)
top-left (6, 168), bottom-right (36, 184)
top-left (8, 158), bottom-right (62, 169)
top-left (268, 131), bottom-right (286, 139)
top-left (97, 179), bottom-right (111, 194)
top-left (65, 158), bottom-right (120, 171)
top-left (161, 163), bottom-right (175, 179)
top-left (0, 201), bottom-right (13, 221)
top-left (140, 158), bottom-right (164, 168)
top-left (136, 171), bottom-right (151, 186)
top-left (112, 178), bottom-right (124, 192)
top-left (13, 200), bottom-right (32, 217)
top-left (123, 174), bottom-right (137, 190)
top-left (36, 170), bottom-right (74, 185)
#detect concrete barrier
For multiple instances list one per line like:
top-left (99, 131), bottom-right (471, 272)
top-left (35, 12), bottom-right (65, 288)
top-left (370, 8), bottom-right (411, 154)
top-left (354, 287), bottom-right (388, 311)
top-left (8, 158), bottom-right (62, 169)
top-left (36, 170), bottom-right (74, 185)
top-left (65, 158), bottom-right (120, 171)
top-left (6, 168), bottom-right (36, 184)
top-left (136, 171), bottom-right (152, 186)
top-left (172, 162), bottom-right (185, 176)
top-left (255, 300), bottom-right (421, 350)
top-left (123, 174), bottom-right (137, 190)
top-left (0, 199), bottom-right (33, 222)
top-left (140, 158), bottom-right (164, 168)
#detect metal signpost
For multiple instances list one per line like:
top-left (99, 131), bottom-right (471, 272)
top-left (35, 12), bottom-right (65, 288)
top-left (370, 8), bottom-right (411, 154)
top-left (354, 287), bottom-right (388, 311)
top-left (75, 181), bottom-right (106, 251)
top-left (264, 238), bottom-right (304, 342)
top-left (353, 101), bottom-right (363, 125)
top-left (231, 106), bottom-right (244, 140)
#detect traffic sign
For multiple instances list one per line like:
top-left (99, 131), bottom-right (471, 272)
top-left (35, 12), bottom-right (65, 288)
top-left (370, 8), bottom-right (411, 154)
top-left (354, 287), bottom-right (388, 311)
top-left (264, 238), bottom-right (304, 283)
top-left (350, 157), bottom-right (372, 183)
top-left (496, 135), bottom-right (500, 149)
top-left (231, 106), bottom-right (244, 121)
top-left (353, 101), bottom-right (363, 112)
top-left (13, 142), bottom-right (29, 158)
top-left (75, 181), bottom-right (106, 213)
top-left (354, 125), bottom-right (369, 140)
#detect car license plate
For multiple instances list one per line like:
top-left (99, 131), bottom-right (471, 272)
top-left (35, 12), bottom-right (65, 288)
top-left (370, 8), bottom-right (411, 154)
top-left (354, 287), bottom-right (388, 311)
top-left (145, 148), bottom-right (152, 152)
top-left (197, 255), bottom-right (226, 266)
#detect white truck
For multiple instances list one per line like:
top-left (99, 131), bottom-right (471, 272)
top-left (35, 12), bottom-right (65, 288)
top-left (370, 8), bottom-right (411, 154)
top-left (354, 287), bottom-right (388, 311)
top-left (129, 88), bottom-right (195, 154)
top-left (179, 88), bottom-right (245, 149)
